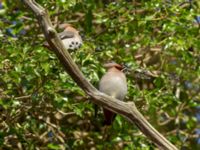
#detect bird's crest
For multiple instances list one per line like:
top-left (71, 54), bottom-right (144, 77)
top-left (104, 62), bottom-right (123, 70)
top-left (59, 23), bottom-right (73, 29)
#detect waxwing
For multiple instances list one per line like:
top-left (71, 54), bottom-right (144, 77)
top-left (99, 63), bottom-right (127, 125)
top-left (44, 23), bottom-right (82, 50)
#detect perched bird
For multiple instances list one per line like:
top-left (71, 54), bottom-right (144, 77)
top-left (43, 23), bottom-right (82, 50)
top-left (99, 63), bottom-right (127, 125)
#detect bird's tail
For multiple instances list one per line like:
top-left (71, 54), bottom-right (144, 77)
top-left (103, 108), bottom-right (116, 126)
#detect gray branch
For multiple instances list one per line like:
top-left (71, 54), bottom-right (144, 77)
top-left (22, 0), bottom-right (178, 149)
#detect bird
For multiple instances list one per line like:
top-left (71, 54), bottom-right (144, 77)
top-left (43, 23), bottom-right (82, 51)
top-left (99, 62), bottom-right (127, 125)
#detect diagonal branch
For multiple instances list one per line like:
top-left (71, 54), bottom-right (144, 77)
top-left (22, 0), bottom-right (178, 149)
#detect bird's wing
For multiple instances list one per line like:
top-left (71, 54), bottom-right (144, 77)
top-left (58, 30), bottom-right (74, 39)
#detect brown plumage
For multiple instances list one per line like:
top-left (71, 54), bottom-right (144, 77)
top-left (99, 63), bottom-right (127, 125)
top-left (43, 24), bottom-right (82, 50)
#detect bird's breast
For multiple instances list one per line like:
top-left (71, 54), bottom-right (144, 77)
top-left (99, 72), bottom-right (127, 100)
top-left (62, 35), bottom-right (82, 50)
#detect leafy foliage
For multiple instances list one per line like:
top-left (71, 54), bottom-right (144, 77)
top-left (0, 0), bottom-right (200, 149)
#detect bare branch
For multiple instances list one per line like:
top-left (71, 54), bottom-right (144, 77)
top-left (22, 0), bottom-right (178, 149)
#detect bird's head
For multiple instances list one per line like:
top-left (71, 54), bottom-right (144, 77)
top-left (103, 62), bottom-right (123, 71)
top-left (59, 23), bottom-right (72, 29)
top-left (59, 23), bottom-right (79, 33)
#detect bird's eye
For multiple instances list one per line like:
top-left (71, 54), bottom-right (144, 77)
top-left (71, 42), bottom-right (74, 45)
